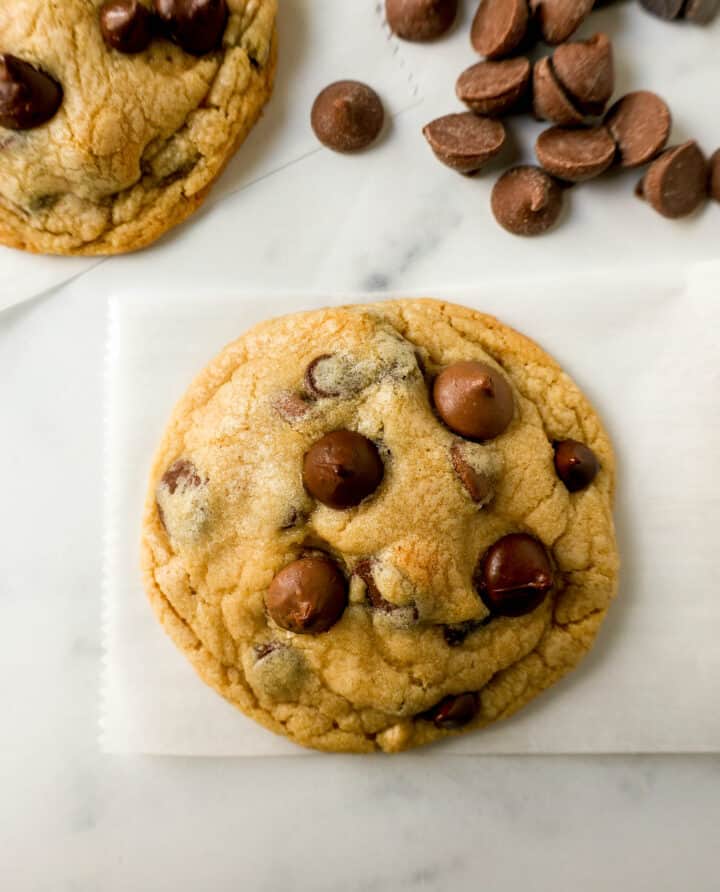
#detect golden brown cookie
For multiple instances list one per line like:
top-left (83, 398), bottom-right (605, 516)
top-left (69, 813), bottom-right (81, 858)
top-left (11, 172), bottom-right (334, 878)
top-left (0, 0), bottom-right (276, 255)
top-left (141, 299), bottom-right (619, 753)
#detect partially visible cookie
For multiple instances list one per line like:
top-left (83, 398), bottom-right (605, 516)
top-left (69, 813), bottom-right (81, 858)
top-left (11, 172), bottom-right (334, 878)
top-left (0, 0), bottom-right (277, 255)
top-left (142, 299), bottom-right (619, 753)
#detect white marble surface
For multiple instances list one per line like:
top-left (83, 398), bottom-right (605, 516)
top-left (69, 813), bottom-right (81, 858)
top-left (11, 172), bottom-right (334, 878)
top-left (2, 0), bottom-right (720, 888)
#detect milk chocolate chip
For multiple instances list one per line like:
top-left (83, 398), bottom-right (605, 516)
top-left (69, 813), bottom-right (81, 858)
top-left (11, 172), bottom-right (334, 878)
top-left (532, 58), bottom-right (584, 126)
top-left (710, 149), bottom-right (720, 202)
top-left (311, 81), bottom-right (384, 152)
top-left (161, 458), bottom-right (202, 494)
top-left (684, 0), bottom-right (720, 23)
top-left (0, 54), bottom-right (63, 130)
top-left (638, 0), bottom-right (685, 19)
top-left (100, 0), bottom-right (153, 53)
top-left (552, 34), bottom-right (614, 116)
top-left (638, 141), bottom-right (708, 218)
top-left (476, 533), bottom-right (554, 616)
top-left (433, 361), bottom-right (514, 441)
top-left (266, 557), bottom-right (348, 634)
top-left (423, 693), bottom-right (479, 729)
top-left (605, 91), bottom-right (671, 168)
top-left (153, 0), bottom-right (228, 56)
top-left (303, 431), bottom-right (384, 509)
top-left (491, 166), bottom-right (564, 236)
top-left (530, 0), bottom-right (594, 45)
top-left (536, 125), bottom-right (616, 182)
top-left (450, 442), bottom-right (494, 504)
top-left (553, 439), bottom-right (600, 492)
top-left (456, 57), bottom-right (531, 117)
top-left (386, 0), bottom-right (458, 41)
top-left (470, 0), bottom-right (529, 60)
top-left (422, 113), bottom-right (506, 174)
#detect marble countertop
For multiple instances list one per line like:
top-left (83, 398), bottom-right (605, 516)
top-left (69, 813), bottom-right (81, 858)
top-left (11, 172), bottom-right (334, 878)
top-left (2, 1), bottom-right (720, 887)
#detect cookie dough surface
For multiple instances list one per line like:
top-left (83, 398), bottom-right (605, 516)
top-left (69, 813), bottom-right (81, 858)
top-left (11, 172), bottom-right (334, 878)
top-left (0, 0), bottom-right (276, 255)
top-left (142, 299), bottom-right (619, 753)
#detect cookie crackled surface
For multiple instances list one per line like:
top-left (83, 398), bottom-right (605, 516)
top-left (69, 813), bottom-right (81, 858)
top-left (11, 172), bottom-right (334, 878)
top-left (142, 299), bottom-right (619, 753)
top-left (0, 0), bottom-right (277, 255)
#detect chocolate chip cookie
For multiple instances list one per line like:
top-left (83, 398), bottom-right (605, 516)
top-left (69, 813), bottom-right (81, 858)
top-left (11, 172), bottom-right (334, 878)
top-left (141, 299), bottom-right (619, 753)
top-left (0, 0), bottom-right (276, 256)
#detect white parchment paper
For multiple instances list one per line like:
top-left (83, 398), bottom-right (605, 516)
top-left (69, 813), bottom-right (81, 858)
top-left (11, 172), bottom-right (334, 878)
top-left (101, 265), bottom-right (720, 755)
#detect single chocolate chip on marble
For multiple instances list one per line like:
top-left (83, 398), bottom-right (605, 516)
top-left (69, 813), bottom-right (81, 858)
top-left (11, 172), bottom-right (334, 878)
top-left (434, 361), bottom-right (514, 441)
top-left (456, 57), bottom-right (531, 117)
top-left (0, 54), bottom-right (63, 130)
top-left (423, 693), bottom-right (479, 729)
top-left (638, 0), bottom-right (685, 19)
top-left (554, 439), bottom-right (600, 492)
top-left (491, 166), bottom-right (564, 236)
top-left (532, 58), bottom-right (584, 126)
top-left (266, 557), bottom-right (348, 634)
top-left (605, 91), bottom-right (671, 168)
top-left (311, 81), bottom-right (384, 152)
top-left (303, 430), bottom-right (384, 509)
top-left (386, 0), bottom-right (458, 41)
top-left (638, 141), bottom-right (708, 219)
top-left (470, 0), bottom-right (529, 60)
top-left (530, 0), bottom-right (594, 45)
top-left (684, 0), bottom-right (720, 23)
top-left (476, 533), bottom-right (554, 617)
top-left (153, 0), bottom-right (227, 56)
top-left (100, 0), bottom-right (153, 53)
top-left (422, 113), bottom-right (506, 175)
top-left (710, 150), bottom-right (720, 202)
top-left (450, 442), bottom-right (494, 504)
top-left (552, 34), bottom-right (614, 116)
top-left (161, 458), bottom-right (203, 494)
top-left (536, 125), bottom-right (616, 182)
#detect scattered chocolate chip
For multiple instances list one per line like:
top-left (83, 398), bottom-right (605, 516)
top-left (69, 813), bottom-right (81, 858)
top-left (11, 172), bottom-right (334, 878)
top-left (553, 439), bottom-right (600, 492)
top-left (456, 57), bottom-right (531, 117)
top-left (638, 140), bottom-right (708, 219)
top-left (422, 113), bottom-right (506, 175)
top-left (536, 125), bottom-right (616, 182)
top-left (161, 459), bottom-right (202, 494)
top-left (638, 0), bottom-right (685, 19)
top-left (311, 81), bottom-right (384, 152)
top-left (476, 533), bottom-right (554, 617)
top-left (422, 693), bottom-right (479, 729)
top-left (266, 556), bottom-right (348, 634)
top-left (153, 0), bottom-right (228, 56)
top-left (386, 0), bottom-right (458, 41)
top-left (0, 54), bottom-right (63, 131)
top-left (710, 149), bottom-right (720, 202)
top-left (684, 0), bottom-right (720, 23)
top-left (605, 91), bottom-right (671, 168)
top-left (305, 354), bottom-right (341, 398)
top-left (442, 618), bottom-right (491, 647)
top-left (532, 57), bottom-right (584, 126)
top-left (100, 0), bottom-right (153, 53)
top-left (272, 392), bottom-right (311, 423)
top-left (303, 431), bottom-right (384, 509)
top-left (433, 361), bottom-right (514, 441)
top-left (450, 442), bottom-right (494, 504)
top-left (470, 0), bottom-right (529, 60)
top-left (552, 33), bottom-right (614, 116)
top-left (530, 0), bottom-right (594, 45)
top-left (491, 165), bottom-right (564, 236)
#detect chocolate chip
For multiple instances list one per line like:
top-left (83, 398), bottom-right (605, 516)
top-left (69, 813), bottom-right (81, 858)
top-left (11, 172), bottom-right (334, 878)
top-left (355, 559), bottom-right (420, 621)
top-left (161, 459), bottom-right (202, 494)
top-left (272, 392), bottom-right (311, 423)
top-left (532, 58), bottom-right (584, 126)
top-left (638, 140), bottom-right (708, 219)
top-left (536, 125), bottom-right (616, 182)
top-left (100, 0), bottom-right (153, 53)
top-left (491, 165), bottom-right (564, 236)
top-left (710, 149), bottom-right (720, 202)
top-left (422, 113), bottom-right (506, 175)
top-left (552, 34), bottom-right (614, 116)
top-left (450, 443), bottom-right (494, 504)
top-left (153, 0), bottom-right (228, 56)
top-left (254, 642), bottom-right (281, 660)
top-left (433, 361), bottom-right (514, 441)
top-left (303, 431), bottom-right (384, 509)
top-left (456, 57), bottom-right (531, 117)
top-left (476, 533), bottom-right (554, 617)
top-left (470, 0), bottom-right (529, 60)
top-left (266, 556), bottom-right (348, 634)
top-left (530, 0), bottom-right (594, 45)
top-left (442, 618), bottom-right (491, 647)
top-left (554, 439), bottom-right (600, 492)
top-left (684, 0), bottom-right (720, 23)
top-left (605, 91), bottom-right (671, 168)
top-left (422, 693), bottom-right (479, 729)
top-left (386, 0), bottom-right (458, 41)
top-left (311, 81), bottom-right (384, 152)
top-left (0, 54), bottom-right (63, 131)
top-left (305, 354), bottom-right (341, 398)
top-left (638, 0), bottom-right (685, 19)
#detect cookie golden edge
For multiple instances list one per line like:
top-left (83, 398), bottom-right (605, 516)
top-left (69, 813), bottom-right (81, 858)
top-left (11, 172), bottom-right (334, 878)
top-left (140, 298), bottom-right (619, 754)
top-left (0, 28), bottom-right (277, 257)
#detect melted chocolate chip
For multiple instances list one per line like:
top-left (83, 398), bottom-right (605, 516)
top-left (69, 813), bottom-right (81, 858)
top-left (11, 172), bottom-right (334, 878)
top-left (554, 439), bottom-right (600, 492)
top-left (254, 642), bottom-right (281, 660)
top-left (153, 0), bottom-right (228, 56)
top-left (0, 54), bottom-right (63, 131)
top-left (354, 559), bottom-right (419, 621)
top-left (304, 354), bottom-right (341, 398)
top-left (303, 431), bottom-right (384, 509)
top-left (433, 361), bottom-right (514, 441)
top-left (476, 533), bottom-right (554, 617)
top-left (442, 617), bottom-right (492, 647)
top-left (386, 0), bottom-right (458, 41)
top-left (100, 0), bottom-right (153, 53)
top-left (266, 557), bottom-right (348, 634)
top-left (422, 693), bottom-right (479, 729)
top-left (161, 458), bottom-right (202, 494)
top-left (450, 443), bottom-right (494, 504)
top-left (273, 392), bottom-right (311, 423)
top-left (311, 81), bottom-right (384, 153)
